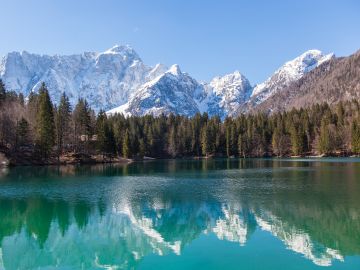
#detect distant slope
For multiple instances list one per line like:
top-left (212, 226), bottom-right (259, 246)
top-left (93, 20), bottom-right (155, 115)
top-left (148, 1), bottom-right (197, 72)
top-left (237, 50), bottom-right (334, 113)
top-left (250, 50), bottom-right (360, 114)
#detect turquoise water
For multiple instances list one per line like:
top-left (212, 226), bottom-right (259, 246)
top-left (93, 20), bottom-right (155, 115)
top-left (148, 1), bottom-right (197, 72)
top-left (0, 158), bottom-right (359, 269)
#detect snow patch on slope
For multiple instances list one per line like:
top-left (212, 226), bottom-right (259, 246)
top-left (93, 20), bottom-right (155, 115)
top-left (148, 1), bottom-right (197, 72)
top-left (250, 50), bottom-right (334, 104)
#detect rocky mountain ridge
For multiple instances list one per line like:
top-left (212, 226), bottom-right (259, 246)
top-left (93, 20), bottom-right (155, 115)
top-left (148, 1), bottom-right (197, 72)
top-left (1, 45), bottom-right (352, 117)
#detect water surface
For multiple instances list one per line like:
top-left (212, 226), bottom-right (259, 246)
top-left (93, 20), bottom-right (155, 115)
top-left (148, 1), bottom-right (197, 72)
top-left (0, 158), bottom-right (359, 269)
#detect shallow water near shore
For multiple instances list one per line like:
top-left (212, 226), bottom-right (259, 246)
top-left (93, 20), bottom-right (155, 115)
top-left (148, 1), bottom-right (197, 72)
top-left (0, 158), bottom-right (359, 269)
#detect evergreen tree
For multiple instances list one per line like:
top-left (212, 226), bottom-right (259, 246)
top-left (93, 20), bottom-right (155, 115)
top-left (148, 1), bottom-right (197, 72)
top-left (318, 119), bottom-right (331, 155)
top-left (96, 110), bottom-right (116, 156)
top-left (107, 125), bottom-right (116, 156)
top-left (27, 91), bottom-right (39, 126)
top-left (56, 93), bottom-right (71, 154)
top-left (15, 118), bottom-right (30, 148)
top-left (336, 101), bottom-right (345, 126)
top-left (0, 79), bottom-right (6, 105)
top-left (18, 93), bottom-right (25, 106)
top-left (289, 124), bottom-right (304, 156)
top-left (96, 110), bottom-right (110, 157)
top-left (168, 126), bottom-right (177, 157)
top-left (122, 129), bottom-right (131, 158)
top-left (35, 83), bottom-right (55, 158)
top-left (73, 98), bottom-right (92, 152)
top-left (351, 120), bottom-right (360, 154)
top-left (238, 133), bottom-right (247, 158)
top-left (201, 125), bottom-right (209, 156)
top-left (226, 127), bottom-right (231, 157)
top-left (139, 138), bottom-right (146, 158)
top-left (272, 126), bottom-right (285, 157)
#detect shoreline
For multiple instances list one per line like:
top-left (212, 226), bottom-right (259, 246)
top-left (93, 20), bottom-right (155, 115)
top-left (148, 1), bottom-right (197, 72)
top-left (1, 153), bottom-right (360, 168)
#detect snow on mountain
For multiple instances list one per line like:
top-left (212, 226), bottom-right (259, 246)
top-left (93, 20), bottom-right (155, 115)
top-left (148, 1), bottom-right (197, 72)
top-left (1, 45), bottom-right (335, 117)
top-left (249, 50), bottom-right (334, 105)
top-left (108, 64), bottom-right (205, 117)
top-left (108, 68), bottom-right (253, 118)
top-left (107, 49), bottom-right (334, 118)
top-left (0, 45), bottom-right (167, 111)
top-left (208, 71), bottom-right (252, 116)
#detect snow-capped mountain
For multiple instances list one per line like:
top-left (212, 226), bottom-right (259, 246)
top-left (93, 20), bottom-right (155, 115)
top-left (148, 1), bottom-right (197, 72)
top-left (101, 48), bottom-right (334, 117)
top-left (108, 64), bottom-right (205, 117)
top-left (108, 68), bottom-right (253, 118)
top-left (251, 49), bottom-right (360, 113)
top-left (208, 71), bottom-right (252, 116)
top-left (0, 45), bottom-right (167, 111)
top-left (1, 45), bottom-right (336, 117)
top-left (244, 50), bottom-right (334, 108)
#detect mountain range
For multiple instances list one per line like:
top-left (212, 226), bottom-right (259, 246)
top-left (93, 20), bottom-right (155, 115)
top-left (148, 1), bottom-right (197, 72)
top-left (1, 45), bottom-right (358, 118)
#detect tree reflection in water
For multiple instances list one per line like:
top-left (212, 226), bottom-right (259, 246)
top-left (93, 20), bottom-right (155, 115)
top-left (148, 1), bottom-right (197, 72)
top-left (0, 159), bottom-right (359, 269)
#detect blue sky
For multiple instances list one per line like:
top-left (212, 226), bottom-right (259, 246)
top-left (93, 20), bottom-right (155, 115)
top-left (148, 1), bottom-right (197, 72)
top-left (1, 0), bottom-right (359, 83)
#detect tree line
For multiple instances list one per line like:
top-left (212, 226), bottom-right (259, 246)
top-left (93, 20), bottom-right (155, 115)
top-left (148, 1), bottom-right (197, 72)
top-left (1, 80), bottom-right (360, 162)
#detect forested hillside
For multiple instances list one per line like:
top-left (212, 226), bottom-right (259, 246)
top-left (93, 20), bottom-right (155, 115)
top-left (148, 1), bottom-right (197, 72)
top-left (1, 79), bottom-right (360, 165)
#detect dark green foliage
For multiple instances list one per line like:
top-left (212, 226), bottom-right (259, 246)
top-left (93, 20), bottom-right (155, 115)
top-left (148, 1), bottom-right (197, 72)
top-left (122, 129), bottom-right (131, 158)
top-left (272, 126), bottom-right (286, 157)
top-left (74, 98), bottom-right (92, 136)
top-left (0, 79), bottom-right (6, 105)
top-left (35, 83), bottom-right (55, 158)
top-left (351, 120), bottom-right (360, 154)
top-left (56, 93), bottom-right (71, 154)
top-left (96, 110), bottom-right (116, 156)
top-left (16, 118), bottom-right (30, 148)
top-left (318, 119), bottom-right (331, 155)
top-left (73, 98), bottom-right (93, 153)
top-left (1, 80), bottom-right (360, 160)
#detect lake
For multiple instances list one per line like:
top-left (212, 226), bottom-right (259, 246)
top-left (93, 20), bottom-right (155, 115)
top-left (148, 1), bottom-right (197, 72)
top-left (0, 158), bottom-right (359, 269)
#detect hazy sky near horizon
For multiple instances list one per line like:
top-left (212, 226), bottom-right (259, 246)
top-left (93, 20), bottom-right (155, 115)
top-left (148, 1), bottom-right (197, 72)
top-left (1, 0), bottom-right (360, 83)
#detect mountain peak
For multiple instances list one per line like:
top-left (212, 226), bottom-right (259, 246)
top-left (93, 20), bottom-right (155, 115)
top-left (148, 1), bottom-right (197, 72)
top-left (251, 49), bottom-right (334, 98)
top-left (211, 70), bottom-right (250, 87)
top-left (300, 49), bottom-right (323, 57)
top-left (232, 70), bottom-right (243, 77)
top-left (103, 44), bottom-right (138, 56)
top-left (286, 49), bottom-right (334, 69)
top-left (168, 64), bottom-right (182, 76)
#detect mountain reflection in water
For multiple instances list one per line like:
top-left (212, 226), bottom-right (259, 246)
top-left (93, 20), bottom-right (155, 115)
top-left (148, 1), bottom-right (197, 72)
top-left (0, 159), bottom-right (359, 269)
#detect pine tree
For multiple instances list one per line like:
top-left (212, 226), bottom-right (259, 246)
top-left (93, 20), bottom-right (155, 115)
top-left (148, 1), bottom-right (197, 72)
top-left (15, 118), bottom-right (30, 148)
top-left (0, 80), bottom-right (7, 107)
top-left (201, 125), bottom-right (209, 156)
top-left (351, 120), bottom-right (360, 154)
top-left (238, 133), bottom-right (246, 158)
top-left (106, 125), bottom-right (116, 156)
top-left (73, 98), bottom-right (92, 152)
top-left (18, 93), bottom-right (25, 106)
top-left (122, 129), bottom-right (131, 158)
top-left (318, 119), bottom-right (331, 155)
top-left (289, 124), bottom-right (304, 156)
top-left (226, 127), bottom-right (231, 157)
top-left (168, 126), bottom-right (177, 157)
top-left (56, 93), bottom-right (71, 155)
top-left (0, 79), bottom-right (6, 105)
top-left (337, 101), bottom-right (345, 126)
top-left (96, 110), bottom-right (109, 157)
top-left (95, 110), bottom-right (116, 158)
top-left (272, 126), bottom-right (285, 157)
top-left (27, 91), bottom-right (39, 127)
top-left (139, 138), bottom-right (146, 158)
top-left (35, 83), bottom-right (55, 158)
